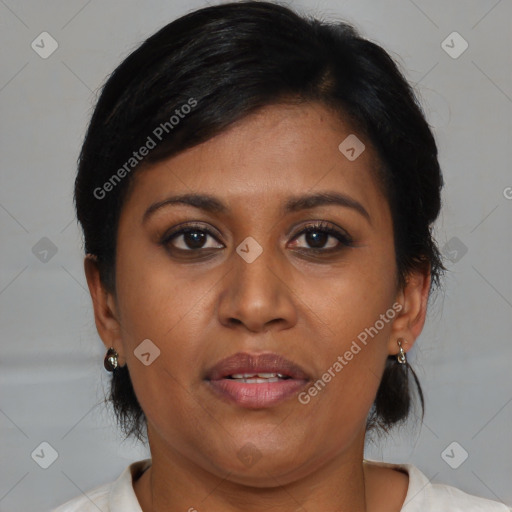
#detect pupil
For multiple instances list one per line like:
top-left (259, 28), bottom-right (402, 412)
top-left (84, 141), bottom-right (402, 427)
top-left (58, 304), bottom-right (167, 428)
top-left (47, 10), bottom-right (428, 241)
top-left (185, 231), bottom-right (206, 249)
top-left (306, 230), bottom-right (327, 248)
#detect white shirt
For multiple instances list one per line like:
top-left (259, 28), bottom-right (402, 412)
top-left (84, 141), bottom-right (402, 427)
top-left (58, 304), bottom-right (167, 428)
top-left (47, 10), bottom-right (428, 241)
top-left (52, 458), bottom-right (511, 511)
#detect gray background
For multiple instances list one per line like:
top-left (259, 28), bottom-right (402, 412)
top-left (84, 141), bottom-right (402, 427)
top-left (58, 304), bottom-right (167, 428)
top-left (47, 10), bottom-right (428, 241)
top-left (1, 0), bottom-right (511, 511)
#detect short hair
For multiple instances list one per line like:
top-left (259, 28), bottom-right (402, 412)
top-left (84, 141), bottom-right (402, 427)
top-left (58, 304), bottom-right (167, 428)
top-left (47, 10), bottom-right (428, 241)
top-left (75, 1), bottom-right (446, 443)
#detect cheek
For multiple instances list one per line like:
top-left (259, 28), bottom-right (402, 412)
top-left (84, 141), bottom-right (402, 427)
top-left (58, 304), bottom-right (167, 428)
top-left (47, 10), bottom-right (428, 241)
top-left (113, 250), bottom-right (209, 435)
top-left (113, 241), bottom-right (219, 389)
top-left (299, 241), bottom-right (396, 414)
top-left (114, 234), bottom-right (197, 338)
top-left (317, 238), bottom-right (397, 345)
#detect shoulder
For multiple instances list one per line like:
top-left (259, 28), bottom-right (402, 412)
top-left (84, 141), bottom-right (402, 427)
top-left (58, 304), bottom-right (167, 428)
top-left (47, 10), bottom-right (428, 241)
top-left (364, 459), bottom-right (511, 512)
top-left (419, 479), bottom-right (512, 511)
top-left (52, 482), bottom-right (111, 512)
top-left (51, 458), bottom-right (152, 512)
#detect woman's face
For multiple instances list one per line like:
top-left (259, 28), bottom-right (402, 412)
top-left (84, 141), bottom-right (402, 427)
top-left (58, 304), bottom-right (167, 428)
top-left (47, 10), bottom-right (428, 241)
top-left (91, 102), bottom-right (427, 485)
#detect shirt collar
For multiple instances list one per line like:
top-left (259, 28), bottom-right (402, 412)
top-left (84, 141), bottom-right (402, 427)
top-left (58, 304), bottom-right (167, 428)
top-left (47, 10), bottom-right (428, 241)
top-left (109, 458), bottom-right (152, 512)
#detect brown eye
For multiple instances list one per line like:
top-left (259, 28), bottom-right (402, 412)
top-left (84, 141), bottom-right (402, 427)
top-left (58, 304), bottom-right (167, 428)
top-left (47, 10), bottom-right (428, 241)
top-left (289, 221), bottom-right (354, 251)
top-left (161, 224), bottom-right (223, 251)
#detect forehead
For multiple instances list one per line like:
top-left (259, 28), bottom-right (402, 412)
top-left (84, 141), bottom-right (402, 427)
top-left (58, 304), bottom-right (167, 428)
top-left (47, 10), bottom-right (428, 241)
top-left (122, 102), bottom-right (388, 223)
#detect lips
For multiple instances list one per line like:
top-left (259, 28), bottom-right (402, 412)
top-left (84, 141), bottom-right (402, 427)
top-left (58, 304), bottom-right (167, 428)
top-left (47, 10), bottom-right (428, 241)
top-left (205, 352), bottom-right (310, 381)
top-left (204, 352), bottom-right (310, 408)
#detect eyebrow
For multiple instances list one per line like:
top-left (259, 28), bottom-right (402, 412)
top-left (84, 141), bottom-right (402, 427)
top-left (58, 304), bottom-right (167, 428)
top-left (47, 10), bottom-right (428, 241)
top-left (142, 191), bottom-right (371, 224)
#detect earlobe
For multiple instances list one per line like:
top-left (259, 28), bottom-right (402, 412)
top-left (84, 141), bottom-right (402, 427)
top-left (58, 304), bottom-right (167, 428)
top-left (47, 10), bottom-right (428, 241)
top-left (83, 255), bottom-right (123, 354)
top-left (388, 266), bottom-right (431, 355)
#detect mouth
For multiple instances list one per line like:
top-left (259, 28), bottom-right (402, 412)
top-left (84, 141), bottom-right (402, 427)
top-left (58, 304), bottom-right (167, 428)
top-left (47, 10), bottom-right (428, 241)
top-left (225, 372), bottom-right (291, 383)
top-left (204, 352), bottom-right (310, 409)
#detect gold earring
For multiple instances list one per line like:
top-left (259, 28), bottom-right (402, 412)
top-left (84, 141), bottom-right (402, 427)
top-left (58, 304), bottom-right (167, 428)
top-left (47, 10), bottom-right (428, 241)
top-left (104, 347), bottom-right (119, 372)
top-left (396, 338), bottom-right (407, 364)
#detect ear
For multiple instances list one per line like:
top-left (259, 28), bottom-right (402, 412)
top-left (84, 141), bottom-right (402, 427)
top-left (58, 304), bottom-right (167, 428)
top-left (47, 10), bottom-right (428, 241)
top-left (388, 264), bottom-right (431, 357)
top-left (84, 254), bottom-right (126, 366)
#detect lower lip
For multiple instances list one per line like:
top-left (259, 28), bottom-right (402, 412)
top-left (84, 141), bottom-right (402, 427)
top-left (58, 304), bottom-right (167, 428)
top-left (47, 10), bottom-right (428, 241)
top-left (206, 378), bottom-right (308, 408)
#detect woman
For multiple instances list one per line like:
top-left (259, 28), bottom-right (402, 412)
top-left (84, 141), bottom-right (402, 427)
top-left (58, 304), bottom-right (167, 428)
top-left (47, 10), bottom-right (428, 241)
top-left (53, 1), bottom-right (511, 511)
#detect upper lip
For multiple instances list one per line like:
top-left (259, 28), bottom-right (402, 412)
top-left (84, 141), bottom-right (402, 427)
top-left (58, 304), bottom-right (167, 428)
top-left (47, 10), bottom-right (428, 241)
top-left (205, 352), bottom-right (310, 381)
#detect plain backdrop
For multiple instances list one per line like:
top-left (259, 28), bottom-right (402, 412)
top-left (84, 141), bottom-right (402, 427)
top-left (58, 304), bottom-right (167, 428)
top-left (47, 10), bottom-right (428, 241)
top-left (0, 1), bottom-right (511, 511)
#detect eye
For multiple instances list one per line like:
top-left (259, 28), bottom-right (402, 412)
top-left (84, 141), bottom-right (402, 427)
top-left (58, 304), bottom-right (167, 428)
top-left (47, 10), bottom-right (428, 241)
top-left (289, 221), bottom-right (354, 252)
top-left (161, 223), bottom-right (223, 251)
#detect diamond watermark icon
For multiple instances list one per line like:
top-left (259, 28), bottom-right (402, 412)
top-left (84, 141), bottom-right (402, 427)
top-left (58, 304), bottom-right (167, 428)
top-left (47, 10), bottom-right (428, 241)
top-left (338, 134), bottom-right (365, 161)
top-left (442, 236), bottom-right (468, 264)
top-left (236, 236), bottom-right (263, 264)
top-left (32, 237), bottom-right (58, 263)
top-left (441, 32), bottom-right (468, 59)
top-left (441, 441), bottom-right (468, 469)
top-left (31, 441), bottom-right (59, 469)
top-left (31, 32), bottom-right (59, 59)
top-left (237, 442), bottom-right (262, 468)
top-left (134, 338), bottom-right (161, 366)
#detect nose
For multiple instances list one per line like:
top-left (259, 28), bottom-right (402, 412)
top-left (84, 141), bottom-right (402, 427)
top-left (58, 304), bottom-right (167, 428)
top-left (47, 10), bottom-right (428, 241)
top-left (217, 241), bottom-right (298, 333)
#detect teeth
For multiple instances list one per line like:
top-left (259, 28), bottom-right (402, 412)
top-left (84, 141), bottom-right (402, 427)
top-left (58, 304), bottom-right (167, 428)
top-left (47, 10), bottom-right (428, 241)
top-left (228, 372), bottom-right (289, 382)
top-left (235, 377), bottom-right (281, 383)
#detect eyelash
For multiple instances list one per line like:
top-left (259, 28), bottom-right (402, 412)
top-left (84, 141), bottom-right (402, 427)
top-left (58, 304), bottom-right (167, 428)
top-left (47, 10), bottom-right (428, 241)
top-left (160, 221), bottom-right (354, 255)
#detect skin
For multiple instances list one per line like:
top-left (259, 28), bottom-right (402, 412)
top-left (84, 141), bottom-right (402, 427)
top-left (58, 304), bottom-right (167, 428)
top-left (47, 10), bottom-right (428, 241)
top-left (85, 102), bottom-right (430, 512)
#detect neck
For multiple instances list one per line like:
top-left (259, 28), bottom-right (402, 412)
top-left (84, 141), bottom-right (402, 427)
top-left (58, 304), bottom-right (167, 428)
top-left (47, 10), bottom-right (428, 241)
top-left (136, 426), bottom-right (372, 512)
